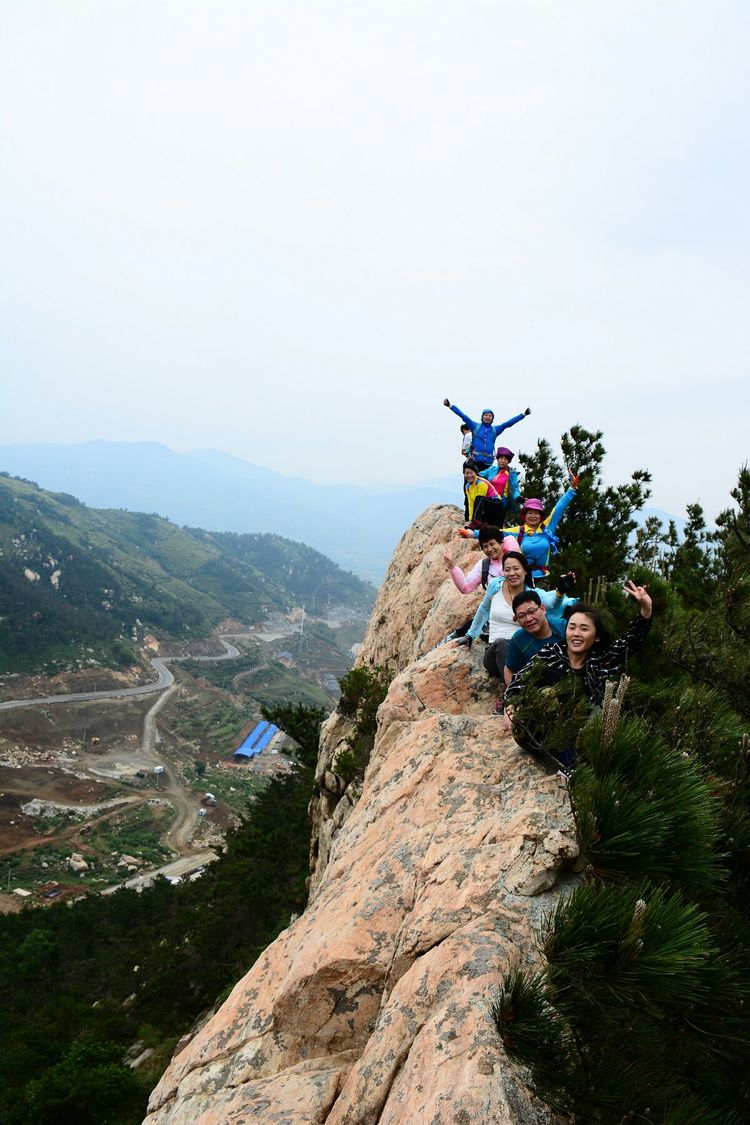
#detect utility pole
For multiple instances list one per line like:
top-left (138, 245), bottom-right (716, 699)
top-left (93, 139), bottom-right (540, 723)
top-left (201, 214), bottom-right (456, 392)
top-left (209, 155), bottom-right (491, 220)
top-left (296, 605), bottom-right (305, 667)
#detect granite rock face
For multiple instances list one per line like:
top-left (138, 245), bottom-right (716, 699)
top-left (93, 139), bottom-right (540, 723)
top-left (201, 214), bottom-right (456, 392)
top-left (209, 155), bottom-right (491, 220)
top-left (145, 506), bottom-right (577, 1124)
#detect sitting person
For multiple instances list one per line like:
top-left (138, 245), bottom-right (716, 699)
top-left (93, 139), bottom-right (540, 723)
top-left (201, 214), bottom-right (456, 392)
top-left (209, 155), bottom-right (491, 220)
top-left (458, 468), bottom-right (579, 583)
top-left (503, 589), bottom-right (568, 685)
top-left (451, 551), bottom-right (534, 679)
top-left (444, 399), bottom-right (531, 472)
top-left (462, 460), bottom-right (501, 527)
top-left (443, 525), bottom-right (520, 594)
top-left (459, 564), bottom-right (578, 668)
top-left (503, 582), bottom-right (653, 770)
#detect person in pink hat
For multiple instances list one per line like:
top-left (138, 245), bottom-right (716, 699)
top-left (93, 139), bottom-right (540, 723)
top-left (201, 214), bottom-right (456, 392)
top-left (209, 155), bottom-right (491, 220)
top-left (458, 468), bottom-right (579, 583)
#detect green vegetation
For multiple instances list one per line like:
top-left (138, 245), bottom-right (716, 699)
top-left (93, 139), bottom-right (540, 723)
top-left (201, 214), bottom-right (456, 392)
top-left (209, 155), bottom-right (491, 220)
top-left (491, 463), bottom-right (750, 1122)
top-left (84, 806), bottom-right (172, 872)
top-left (6, 806), bottom-right (173, 891)
top-left (243, 662), bottom-right (334, 709)
top-left (179, 648), bottom-right (261, 691)
top-left (518, 424), bottom-right (652, 578)
top-left (334, 665), bottom-right (392, 784)
top-left (0, 703), bottom-right (326, 1124)
top-left (0, 474), bottom-right (374, 674)
top-left (168, 695), bottom-right (249, 752)
top-left (186, 764), bottom-right (267, 812)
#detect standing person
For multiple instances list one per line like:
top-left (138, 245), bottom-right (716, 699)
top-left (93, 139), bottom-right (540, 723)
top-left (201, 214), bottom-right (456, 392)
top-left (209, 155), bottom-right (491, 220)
top-left (503, 582), bottom-right (653, 769)
top-left (443, 399), bottom-right (531, 472)
top-left (460, 424), bottom-right (473, 458)
top-left (462, 460), bottom-right (501, 527)
top-left (503, 590), bottom-right (568, 685)
top-left (480, 447), bottom-right (521, 523)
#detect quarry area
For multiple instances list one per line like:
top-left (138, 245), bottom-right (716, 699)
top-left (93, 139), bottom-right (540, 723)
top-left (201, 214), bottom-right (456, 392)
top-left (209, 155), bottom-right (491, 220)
top-left (0, 607), bottom-right (365, 909)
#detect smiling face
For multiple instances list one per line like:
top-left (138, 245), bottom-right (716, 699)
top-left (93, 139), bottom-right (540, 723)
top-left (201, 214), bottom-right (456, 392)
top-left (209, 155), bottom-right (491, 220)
top-left (566, 612), bottom-right (599, 660)
top-left (515, 601), bottom-right (547, 636)
top-left (502, 556), bottom-right (527, 591)
top-left (481, 537), bottom-right (504, 561)
top-left (463, 466), bottom-right (478, 484)
top-left (522, 508), bottom-right (543, 529)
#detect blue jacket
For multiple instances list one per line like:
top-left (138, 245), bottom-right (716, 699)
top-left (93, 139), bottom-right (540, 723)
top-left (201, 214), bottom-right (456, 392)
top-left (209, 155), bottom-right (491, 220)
top-left (479, 464), bottom-right (521, 503)
top-left (449, 405), bottom-right (526, 464)
top-left (504, 488), bottom-right (577, 578)
top-left (466, 581), bottom-right (578, 640)
top-left (467, 487), bottom-right (577, 579)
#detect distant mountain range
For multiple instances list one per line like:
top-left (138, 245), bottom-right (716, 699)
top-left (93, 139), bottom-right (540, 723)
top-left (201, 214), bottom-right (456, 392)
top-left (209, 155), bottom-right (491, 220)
top-left (0, 442), bottom-right (462, 582)
top-left (0, 441), bottom-right (685, 582)
top-left (0, 473), bottom-right (375, 675)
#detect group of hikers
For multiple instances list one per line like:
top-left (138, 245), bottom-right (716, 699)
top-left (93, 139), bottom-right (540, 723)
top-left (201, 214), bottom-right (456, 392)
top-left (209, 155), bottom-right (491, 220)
top-left (441, 399), bottom-right (653, 772)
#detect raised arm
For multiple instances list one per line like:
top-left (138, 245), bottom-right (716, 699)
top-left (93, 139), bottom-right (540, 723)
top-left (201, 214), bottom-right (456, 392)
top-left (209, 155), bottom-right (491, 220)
top-left (539, 586), bottom-right (578, 622)
top-left (444, 549), bottom-right (485, 594)
top-left (597, 585), bottom-right (653, 676)
top-left (544, 480), bottom-right (578, 536)
top-left (492, 408), bottom-right (530, 437)
top-left (444, 400), bottom-right (478, 429)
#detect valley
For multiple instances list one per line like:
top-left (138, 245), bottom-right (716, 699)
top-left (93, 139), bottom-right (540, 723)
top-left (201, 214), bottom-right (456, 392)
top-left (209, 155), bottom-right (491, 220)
top-left (0, 605), bottom-right (364, 908)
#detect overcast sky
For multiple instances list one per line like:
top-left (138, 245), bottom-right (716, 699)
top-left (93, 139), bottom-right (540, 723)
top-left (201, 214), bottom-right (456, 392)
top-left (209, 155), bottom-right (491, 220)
top-left (1, 1), bottom-right (748, 522)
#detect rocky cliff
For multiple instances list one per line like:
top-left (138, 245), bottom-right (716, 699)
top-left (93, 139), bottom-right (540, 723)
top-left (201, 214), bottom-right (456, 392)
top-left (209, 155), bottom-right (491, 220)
top-left (145, 505), bottom-right (578, 1124)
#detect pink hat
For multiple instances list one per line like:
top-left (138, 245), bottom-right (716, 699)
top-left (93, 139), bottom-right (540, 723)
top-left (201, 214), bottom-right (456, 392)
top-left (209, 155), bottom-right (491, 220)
top-left (520, 498), bottom-right (545, 514)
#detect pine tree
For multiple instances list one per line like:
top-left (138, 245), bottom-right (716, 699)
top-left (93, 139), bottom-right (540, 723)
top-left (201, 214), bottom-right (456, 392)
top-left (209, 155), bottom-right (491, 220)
top-left (492, 470), bottom-right (750, 1121)
top-left (517, 425), bottom-right (651, 579)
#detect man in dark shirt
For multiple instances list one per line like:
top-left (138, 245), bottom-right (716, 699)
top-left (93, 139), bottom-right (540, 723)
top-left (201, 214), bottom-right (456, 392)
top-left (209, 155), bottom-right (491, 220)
top-left (503, 590), bottom-right (566, 686)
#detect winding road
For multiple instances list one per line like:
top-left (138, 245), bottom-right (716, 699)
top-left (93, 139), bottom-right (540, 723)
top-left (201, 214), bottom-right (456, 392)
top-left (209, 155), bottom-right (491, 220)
top-left (0, 636), bottom-right (249, 864)
top-left (0, 638), bottom-right (241, 712)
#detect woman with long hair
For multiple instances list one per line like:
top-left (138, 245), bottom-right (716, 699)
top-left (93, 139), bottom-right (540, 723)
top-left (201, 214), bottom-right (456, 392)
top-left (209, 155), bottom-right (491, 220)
top-left (503, 581), bottom-right (653, 769)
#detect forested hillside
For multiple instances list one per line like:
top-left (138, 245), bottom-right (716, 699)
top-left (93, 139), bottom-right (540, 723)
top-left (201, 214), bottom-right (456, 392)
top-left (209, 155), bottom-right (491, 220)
top-left (0, 474), bottom-right (375, 674)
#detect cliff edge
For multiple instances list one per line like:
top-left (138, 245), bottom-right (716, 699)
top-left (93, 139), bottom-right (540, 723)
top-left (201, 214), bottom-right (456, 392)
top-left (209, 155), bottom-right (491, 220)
top-left (145, 505), bottom-right (578, 1124)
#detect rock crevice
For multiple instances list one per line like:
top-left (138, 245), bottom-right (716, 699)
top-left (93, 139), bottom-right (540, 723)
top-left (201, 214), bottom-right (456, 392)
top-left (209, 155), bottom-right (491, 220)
top-left (145, 505), bottom-right (576, 1124)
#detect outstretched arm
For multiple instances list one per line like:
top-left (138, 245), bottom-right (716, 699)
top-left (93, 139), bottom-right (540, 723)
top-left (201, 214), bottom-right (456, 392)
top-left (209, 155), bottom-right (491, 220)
top-left (444, 549), bottom-right (484, 594)
top-left (459, 576), bottom-right (502, 641)
top-left (492, 409), bottom-right (530, 437)
top-left (596, 586), bottom-right (653, 677)
top-left (446, 401), bottom-right (478, 429)
top-left (545, 475), bottom-right (578, 536)
top-left (624, 580), bottom-right (653, 619)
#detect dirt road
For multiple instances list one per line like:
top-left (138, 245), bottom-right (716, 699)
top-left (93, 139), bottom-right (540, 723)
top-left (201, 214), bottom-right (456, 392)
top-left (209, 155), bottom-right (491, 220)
top-left (1, 636), bottom-right (247, 860)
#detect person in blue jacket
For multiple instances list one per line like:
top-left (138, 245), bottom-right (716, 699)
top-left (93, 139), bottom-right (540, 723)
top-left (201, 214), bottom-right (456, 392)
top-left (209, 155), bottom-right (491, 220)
top-left (443, 399), bottom-right (531, 470)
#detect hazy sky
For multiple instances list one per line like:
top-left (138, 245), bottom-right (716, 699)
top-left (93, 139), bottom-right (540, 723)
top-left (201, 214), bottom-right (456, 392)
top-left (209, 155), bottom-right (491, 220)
top-left (2, 1), bottom-right (748, 522)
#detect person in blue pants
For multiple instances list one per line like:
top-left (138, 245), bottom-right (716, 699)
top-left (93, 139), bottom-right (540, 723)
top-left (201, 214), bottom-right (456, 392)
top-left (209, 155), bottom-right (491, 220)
top-left (443, 399), bottom-right (531, 471)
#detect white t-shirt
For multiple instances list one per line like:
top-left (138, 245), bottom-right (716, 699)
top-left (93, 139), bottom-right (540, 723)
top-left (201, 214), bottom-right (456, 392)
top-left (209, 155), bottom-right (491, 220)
top-left (489, 589), bottom-right (517, 642)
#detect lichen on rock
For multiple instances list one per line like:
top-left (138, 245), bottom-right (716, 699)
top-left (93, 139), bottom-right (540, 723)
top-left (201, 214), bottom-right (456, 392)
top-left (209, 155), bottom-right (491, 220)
top-left (145, 505), bottom-right (576, 1124)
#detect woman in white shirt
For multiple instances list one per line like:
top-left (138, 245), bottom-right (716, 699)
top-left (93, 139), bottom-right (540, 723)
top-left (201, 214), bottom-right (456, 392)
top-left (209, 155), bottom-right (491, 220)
top-left (453, 551), bottom-right (576, 679)
top-left (452, 551), bottom-right (532, 676)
